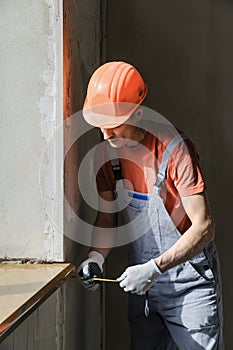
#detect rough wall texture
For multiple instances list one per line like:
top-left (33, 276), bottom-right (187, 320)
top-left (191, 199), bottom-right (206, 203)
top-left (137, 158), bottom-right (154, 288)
top-left (0, 0), bottom-right (106, 349)
top-left (106, 0), bottom-right (233, 348)
top-left (63, 1), bottom-right (106, 349)
top-left (0, 0), bottom-right (63, 261)
top-left (0, 1), bottom-right (65, 349)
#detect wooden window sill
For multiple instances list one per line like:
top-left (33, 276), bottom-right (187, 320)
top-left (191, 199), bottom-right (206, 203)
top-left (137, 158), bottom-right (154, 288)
top-left (0, 263), bottom-right (75, 342)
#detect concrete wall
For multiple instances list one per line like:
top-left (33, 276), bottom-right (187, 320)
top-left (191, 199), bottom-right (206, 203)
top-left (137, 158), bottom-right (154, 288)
top-left (105, 0), bottom-right (233, 348)
top-left (0, 0), bottom-right (105, 350)
top-left (0, 0), bottom-right (63, 261)
top-left (0, 2), bottom-right (65, 349)
top-left (0, 1), bottom-right (106, 349)
top-left (63, 1), bottom-right (106, 349)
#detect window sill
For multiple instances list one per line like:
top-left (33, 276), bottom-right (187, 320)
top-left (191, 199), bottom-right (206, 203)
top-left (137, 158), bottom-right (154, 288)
top-left (0, 262), bottom-right (75, 342)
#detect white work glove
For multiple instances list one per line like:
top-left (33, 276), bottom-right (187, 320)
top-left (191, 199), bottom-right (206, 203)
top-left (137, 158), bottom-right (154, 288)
top-left (77, 251), bottom-right (105, 292)
top-left (117, 259), bottom-right (162, 295)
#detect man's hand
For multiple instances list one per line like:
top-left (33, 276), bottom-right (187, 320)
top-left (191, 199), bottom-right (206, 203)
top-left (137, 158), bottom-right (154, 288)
top-left (77, 251), bottom-right (105, 291)
top-left (117, 259), bottom-right (162, 295)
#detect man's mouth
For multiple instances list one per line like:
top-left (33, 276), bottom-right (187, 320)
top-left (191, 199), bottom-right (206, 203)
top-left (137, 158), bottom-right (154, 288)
top-left (107, 138), bottom-right (124, 148)
top-left (108, 138), bottom-right (119, 143)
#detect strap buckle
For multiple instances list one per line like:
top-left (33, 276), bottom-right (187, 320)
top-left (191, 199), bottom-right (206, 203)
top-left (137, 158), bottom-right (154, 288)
top-left (112, 163), bottom-right (123, 181)
top-left (155, 171), bottom-right (165, 188)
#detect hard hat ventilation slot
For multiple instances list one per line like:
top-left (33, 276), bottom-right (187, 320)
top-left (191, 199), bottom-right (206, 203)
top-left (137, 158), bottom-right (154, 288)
top-left (139, 90), bottom-right (144, 97)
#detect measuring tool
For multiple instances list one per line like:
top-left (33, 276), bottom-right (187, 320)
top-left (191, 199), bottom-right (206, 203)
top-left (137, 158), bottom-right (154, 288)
top-left (80, 277), bottom-right (118, 283)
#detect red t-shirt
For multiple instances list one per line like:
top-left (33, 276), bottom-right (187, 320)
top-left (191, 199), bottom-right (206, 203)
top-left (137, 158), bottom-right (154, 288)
top-left (94, 122), bottom-right (205, 233)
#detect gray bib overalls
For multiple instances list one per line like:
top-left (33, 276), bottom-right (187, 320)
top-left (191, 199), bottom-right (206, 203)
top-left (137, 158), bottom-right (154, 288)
top-left (110, 135), bottom-right (223, 350)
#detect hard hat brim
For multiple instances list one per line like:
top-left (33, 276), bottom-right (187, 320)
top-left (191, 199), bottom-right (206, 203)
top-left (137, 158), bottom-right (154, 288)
top-left (82, 104), bottom-right (139, 129)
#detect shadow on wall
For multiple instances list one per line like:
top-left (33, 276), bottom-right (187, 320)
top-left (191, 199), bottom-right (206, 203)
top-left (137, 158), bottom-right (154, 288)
top-left (105, 0), bottom-right (233, 348)
top-left (63, 0), bottom-right (106, 348)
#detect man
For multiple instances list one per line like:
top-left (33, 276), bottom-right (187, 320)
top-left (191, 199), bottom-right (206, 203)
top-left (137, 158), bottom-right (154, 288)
top-left (78, 61), bottom-right (223, 349)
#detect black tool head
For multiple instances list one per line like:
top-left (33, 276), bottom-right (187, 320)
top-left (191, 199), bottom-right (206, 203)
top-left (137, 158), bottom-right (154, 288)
top-left (79, 262), bottom-right (102, 283)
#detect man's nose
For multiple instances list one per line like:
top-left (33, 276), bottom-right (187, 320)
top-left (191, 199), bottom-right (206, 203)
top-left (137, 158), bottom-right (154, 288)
top-left (101, 128), bottom-right (113, 139)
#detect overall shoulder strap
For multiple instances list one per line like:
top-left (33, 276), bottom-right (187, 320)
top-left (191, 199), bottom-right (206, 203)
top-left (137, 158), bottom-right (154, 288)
top-left (155, 133), bottom-right (188, 188)
top-left (106, 143), bottom-right (123, 181)
top-left (111, 158), bottom-right (123, 181)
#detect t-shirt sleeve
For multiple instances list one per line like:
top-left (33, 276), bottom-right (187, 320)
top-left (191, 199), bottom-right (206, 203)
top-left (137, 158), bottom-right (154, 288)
top-left (95, 162), bottom-right (114, 193)
top-left (93, 143), bottom-right (115, 193)
top-left (167, 139), bottom-right (206, 196)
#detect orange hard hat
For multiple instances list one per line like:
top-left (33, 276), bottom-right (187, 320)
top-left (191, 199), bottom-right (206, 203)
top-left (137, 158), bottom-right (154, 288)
top-left (83, 61), bottom-right (148, 128)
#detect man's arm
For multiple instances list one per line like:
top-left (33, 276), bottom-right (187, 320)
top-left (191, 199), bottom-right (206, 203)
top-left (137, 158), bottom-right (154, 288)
top-left (77, 190), bottom-right (116, 291)
top-left (155, 191), bottom-right (215, 272)
top-left (91, 190), bottom-right (117, 258)
top-left (118, 191), bottom-right (215, 295)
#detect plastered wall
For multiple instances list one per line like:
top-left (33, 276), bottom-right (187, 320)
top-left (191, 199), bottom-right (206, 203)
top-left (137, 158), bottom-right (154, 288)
top-left (63, 1), bottom-right (106, 349)
top-left (105, 0), bottom-right (233, 348)
top-left (0, 1), bottom-right (65, 349)
top-left (0, 0), bottom-right (63, 261)
top-left (0, 0), bottom-right (107, 349)
top-left (0, 0), bottom-right (106, 349)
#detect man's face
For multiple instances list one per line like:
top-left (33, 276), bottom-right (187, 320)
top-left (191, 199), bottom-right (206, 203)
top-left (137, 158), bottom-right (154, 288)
top-left (100, 123), bottom-right (138, 148)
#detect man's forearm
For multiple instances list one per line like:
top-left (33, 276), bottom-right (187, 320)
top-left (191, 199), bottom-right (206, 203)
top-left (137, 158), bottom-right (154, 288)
top-left (155, 215), bottom-right (214, 273)
top-left (91, 212), bottom-right (117, 258)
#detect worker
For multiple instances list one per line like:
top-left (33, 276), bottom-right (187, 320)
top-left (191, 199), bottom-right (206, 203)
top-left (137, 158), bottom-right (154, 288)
top-left (78, 61), bottom-right (223, 349)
